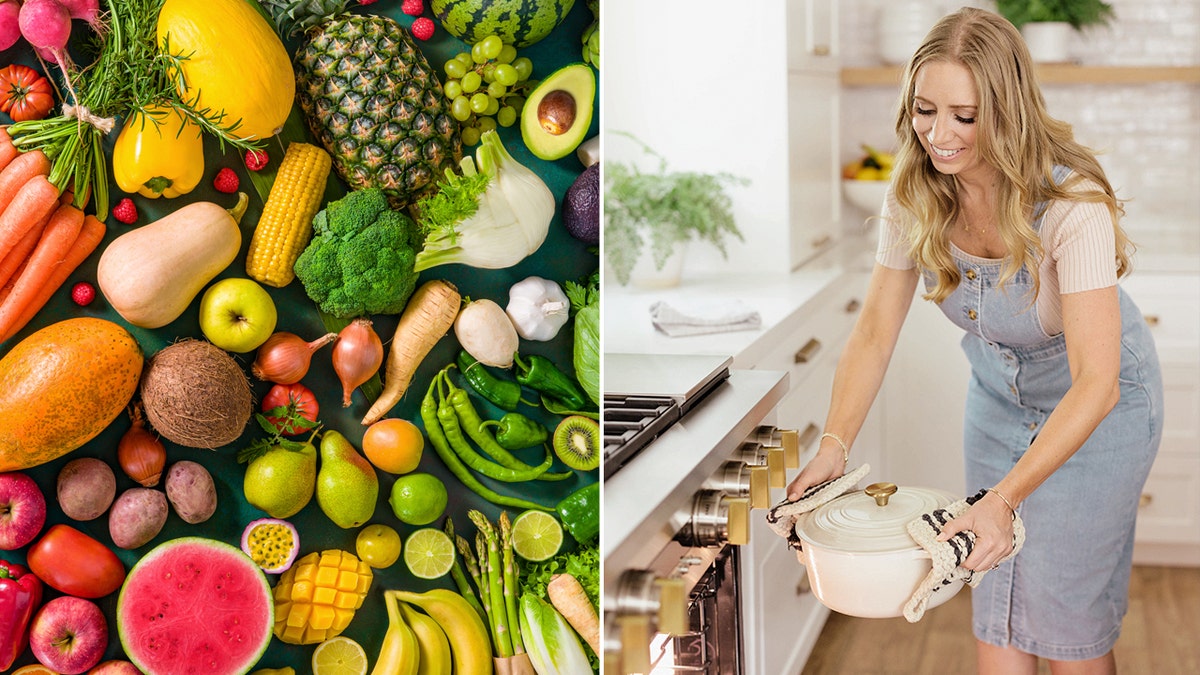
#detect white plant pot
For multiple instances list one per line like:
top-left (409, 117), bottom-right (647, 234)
top-left (1021, 22), bottom-right (1074, 63)
top-left (627, 243), bottom-right (687, 289)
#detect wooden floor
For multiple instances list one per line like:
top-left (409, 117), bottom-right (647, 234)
top-left (800, 566), bottom-right (1200, 675)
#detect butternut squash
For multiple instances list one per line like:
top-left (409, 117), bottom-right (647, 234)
top-left (0, 318), bottom-right (143, 470)
top-left (157, 0), bottom-right (295, 140)
top-left (97, 193), bottom-right (248, 329)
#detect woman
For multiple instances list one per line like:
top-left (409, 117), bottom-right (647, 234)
top-left (785, 8), bottom-right (1162, 674)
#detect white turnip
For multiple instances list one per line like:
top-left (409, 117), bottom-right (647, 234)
top-left (0, 0), bottom-right (22, 52)
top-left (454, 298), bottom-right (520, 368)
top-left (17, 0), bottom-right (71, 64)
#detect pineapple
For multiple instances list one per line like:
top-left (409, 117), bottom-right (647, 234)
top-left (263, 0), bottom-right (461, 208)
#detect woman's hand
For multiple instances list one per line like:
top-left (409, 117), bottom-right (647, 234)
top-left (785, 446), bottom-right (846, 501)
top-left (936, 491), bottom-right (1016, 571)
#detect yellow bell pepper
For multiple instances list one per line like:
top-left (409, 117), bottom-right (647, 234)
top-left (112, 104), bottom-right (204, 199)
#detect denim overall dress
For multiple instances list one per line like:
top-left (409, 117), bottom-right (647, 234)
top-left (927, 169), bottom-right (1164, 660)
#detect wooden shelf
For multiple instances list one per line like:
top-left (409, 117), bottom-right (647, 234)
top-left (841, 64), bottom-right (1200, 87)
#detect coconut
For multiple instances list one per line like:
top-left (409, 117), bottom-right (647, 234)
top-left (140, 339), bottom-right (253, 449)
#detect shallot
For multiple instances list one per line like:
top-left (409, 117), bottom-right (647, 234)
top-left (118, 406), bottom-right (166, 487)
top-left (333, 318), bottom-right (383, 407)
top-left (250, 331), bottom-right (337, 384)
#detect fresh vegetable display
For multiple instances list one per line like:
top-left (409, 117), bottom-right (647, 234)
top-left (0, 0), bottom-right (598, 671)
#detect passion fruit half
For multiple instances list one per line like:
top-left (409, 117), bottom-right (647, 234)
top-left (240, 517), bottom-right (300, 574)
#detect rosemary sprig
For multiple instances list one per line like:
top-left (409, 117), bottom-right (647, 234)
top-left (7, 0), bottom-right (263, 218)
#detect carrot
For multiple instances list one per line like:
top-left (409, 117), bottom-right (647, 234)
top-left (0, 130), bottom-right (17, 174)
top-left (0, 219), bottom-right (48, 290)
top-left (361, 279), bottom-right (461, 425)
top-left (0, 174), bottom-right (59, 265)
top-left (546, 573), bottom-right (600, 655)
top-left (0, 150), bottom-right (51, 209)
top-left (0, 203), bottom-right (84, 341)
top-left (0, 213), bottom-right (105, 343)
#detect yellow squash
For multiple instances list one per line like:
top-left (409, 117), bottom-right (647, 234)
top-left (157, 0), bottom-right (294, 140)
top-left (0, 318), bottom-right (143, 470)
top-left (112, 104), bottom-right (205, 199)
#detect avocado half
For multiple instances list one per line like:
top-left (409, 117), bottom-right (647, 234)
top-left (521, 63), bottom-right (596, 161)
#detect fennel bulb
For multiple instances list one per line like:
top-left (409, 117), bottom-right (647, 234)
top-left (518, 593), bottom-right (592, 675)
top-left (414, 131), bottom-right (555, 271)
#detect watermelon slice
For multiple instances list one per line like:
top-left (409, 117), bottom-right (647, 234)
top-left (117, 537), bottom-right (274, 675)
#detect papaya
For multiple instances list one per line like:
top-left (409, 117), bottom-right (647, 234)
top-left (0, 318), bottom-right (143, 470)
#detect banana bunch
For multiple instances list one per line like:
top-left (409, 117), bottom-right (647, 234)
top-left (375, 589), bottom-right (492, 675)
top-left (843, 143), bottom-right (895, 181)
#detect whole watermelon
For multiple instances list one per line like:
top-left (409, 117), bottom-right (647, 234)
top-left (432, 0), bottom-right (576, 47)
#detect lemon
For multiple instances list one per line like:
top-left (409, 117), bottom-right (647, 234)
top-left (389, 472), bottom-right (448, 526)
top-left (312, 635), bottom-right (368, 675)
top-left (511, 510), bottom-right (564, 561)
top-left (404, 528), bottom-right (456, 579)
top-left (356, 523), bottom-right (402, 568)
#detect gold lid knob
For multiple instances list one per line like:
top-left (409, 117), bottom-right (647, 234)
top-left (865, 482), bottom-right (898, 507)
top-left (748, 465), bottom-right (770, 509)
top-left (726, 497), bottom-right (750, 546)
top-left (766, 447), bottom-right (785, 489)
top-left (618, 614), bottom-right (651, 674)
top-left (655, 578), bottom-right (688, 635)
top-left (780, 429), bottom-right (800, 469)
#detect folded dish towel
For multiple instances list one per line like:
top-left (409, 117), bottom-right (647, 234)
top-left (649, 299), bottom-right (762, 337)
top-left (764, 464), bottom-right (872, 550)
top-left (903, 489), bottom-right (1027, 623)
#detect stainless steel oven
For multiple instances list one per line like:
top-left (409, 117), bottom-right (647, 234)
top-left (603, 353), bottom-right (796, 675)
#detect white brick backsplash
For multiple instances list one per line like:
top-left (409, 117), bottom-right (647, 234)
top-left (839, 0), bottom-right (1200, 243)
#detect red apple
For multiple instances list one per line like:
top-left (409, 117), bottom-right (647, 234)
top-left (0, 471), bottom-right (46, 549)
top-left (29, 596), bottom-right (108, 675)
top-left (88, 660), bottom-right (141, 674)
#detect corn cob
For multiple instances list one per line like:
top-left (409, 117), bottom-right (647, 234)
top-left (246, 142), bottom-right (332, 287)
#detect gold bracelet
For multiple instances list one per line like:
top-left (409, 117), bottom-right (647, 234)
top-left (988, 487), bottom-right (1017, 518)
top-left (820, 432), bottom-right (849, 463)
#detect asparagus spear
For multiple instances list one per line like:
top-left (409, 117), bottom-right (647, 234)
top-left (445, 517), bottom-right (488, 624)
top-left (499, 511), bottom-right (525, 655)
top-left (471, 510), bottom-right (513, 658)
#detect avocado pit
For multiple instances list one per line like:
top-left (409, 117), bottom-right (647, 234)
top-left (538, 90), bottom-right (578, 136)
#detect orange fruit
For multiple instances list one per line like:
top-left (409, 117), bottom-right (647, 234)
top-left (13, 665), bottom-right (59, 675)
top-left (362, 418), bottom-right (424, 474)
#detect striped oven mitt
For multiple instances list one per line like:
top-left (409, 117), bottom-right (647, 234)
top-left (765, 464), bottom-right (872, 551)
top-left (903, 489), bottom-right (1027, 623)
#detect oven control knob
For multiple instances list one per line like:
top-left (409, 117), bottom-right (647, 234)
top-left (655, 577), bottom-right (689, 635)
top-left (617, 613), bottom-right (651, 674)
top-left (767, 446), bottom-right (786, 488)
top-left (736, 440), bottom-right (767, 466)
top-left (702, 461), bottom-right (770, 509)
top-left (755, 425), bottom-right (801, 469)
top-left (677, 490), bottom-right (750, 547)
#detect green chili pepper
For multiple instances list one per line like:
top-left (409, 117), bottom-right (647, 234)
top-left (419, 373), bottom-right (553, 512)
top-left (512, 352), bottom-right (591, 411)
top-left (457, 350), bottom-right (524, 411)
top-left (436, 376), bottom-right (555, 482)
top-left (556, 482), bottom-right (600, 544)
top-left (480, 412), bottom-right (548, 450)
top-left (444, 371), bottom-right (571, 481)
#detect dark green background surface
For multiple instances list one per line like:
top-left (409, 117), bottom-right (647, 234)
top-left (0, 0), bottom-right (599, 670)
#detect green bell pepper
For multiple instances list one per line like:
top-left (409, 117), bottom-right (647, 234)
top-left (513, 352), bottom-right (590, 412)
top-left (556, 482), bottom-right (599, 544)
top-left (480, 412), bottom-right (549, 450)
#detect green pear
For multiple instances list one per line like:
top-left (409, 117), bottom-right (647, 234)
top-left (316, 430), bottom-right (380, 529)
top-left (243, 440), bottom-right (317, 518)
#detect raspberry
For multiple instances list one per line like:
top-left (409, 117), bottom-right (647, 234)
top-left (213, 167), bottom-right (240, 193)
top-left (244, 149), bottom-right (269, 171)
top-left (357, 0), bottom-right (378, 4)
top-left (71, 281), bottom-right (96, 307)
top-left (411, 17), bottom-right (435, 40)
top-left (112, 198), bottom-right (138, 224)
top-left (401, 0), bottom-right (423, 16)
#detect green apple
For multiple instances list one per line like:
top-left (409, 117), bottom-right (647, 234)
top-left (198, 278), bottom-right (277, 353)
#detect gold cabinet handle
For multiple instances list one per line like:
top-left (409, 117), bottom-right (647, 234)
top-left (798, 423), bottom-right (820, 450)
top-left (794, 338), bottom-right (822, 364)
top-left (811, 234), bottom-right (832, 249)
top-left (845, 298), bottom-right (861, 314)
top-left (1144, 315), bottom-right (1160, 327)
top-left (812, 45), bottom-right (831, 56)
top-left (1139, 493), bottom-right (1153, 508)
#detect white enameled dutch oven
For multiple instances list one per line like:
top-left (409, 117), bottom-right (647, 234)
top-left (793, 482), bottom-right (965, 618)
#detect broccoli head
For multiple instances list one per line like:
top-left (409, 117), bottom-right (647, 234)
top-left (294, 188), bottom-right (421, 318)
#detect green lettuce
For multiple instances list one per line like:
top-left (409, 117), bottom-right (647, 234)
top-left (565, 270), bottom-right (599, 406)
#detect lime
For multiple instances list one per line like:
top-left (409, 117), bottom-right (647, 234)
top-left (404, 528), bottom-right (456, 579)
top-left (511, 510), bottom-right (564, 561)
top-left (312, 635), bottom-right (368, 675)
top-left (356, 523), bottom-right (402, 569)
top-left (389, 472), bottom-right (448, 526)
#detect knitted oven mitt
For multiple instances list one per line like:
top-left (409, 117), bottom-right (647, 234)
top-left (765, 464), bottom-right (871, 550)
top-left (902, 488), bottom-right (1027, 623)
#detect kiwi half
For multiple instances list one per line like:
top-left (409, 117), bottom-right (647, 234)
top-left (552, 415), bottom-right (601, 471)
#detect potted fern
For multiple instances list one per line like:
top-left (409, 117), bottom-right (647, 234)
top-left (995, 0), bottom-right (1116, 63)
top-left (604, 133), bottom-right (748, 287)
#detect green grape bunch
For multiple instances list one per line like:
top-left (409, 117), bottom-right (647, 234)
top-left (441, 35), bottom-right (537, 146)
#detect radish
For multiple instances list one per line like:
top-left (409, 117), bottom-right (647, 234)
top-left (18, 0), bottom-right (72, 65)
top-left (0, 0), bottom-right (22, 52)
top-left (53, 0), bottom-right (102, 32)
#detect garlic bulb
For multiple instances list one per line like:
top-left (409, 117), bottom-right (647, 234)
top-left (505, 276), bottom-right (570, 341)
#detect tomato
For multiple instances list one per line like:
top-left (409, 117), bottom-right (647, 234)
top-left (0, 64), bottom-right (55, 122)
top-left (261, 383), bottom-right (320, 436)
top-left (26, 524), bottom-right (125, 598)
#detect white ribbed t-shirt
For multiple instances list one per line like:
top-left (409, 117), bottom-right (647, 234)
top-left (875, 178), bottom-right (1119, 336)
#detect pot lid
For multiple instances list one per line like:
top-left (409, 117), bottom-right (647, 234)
top-left (796, 482), bottom-right (957, 553)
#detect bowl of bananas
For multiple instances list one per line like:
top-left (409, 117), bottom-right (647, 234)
top-left (842, 145), bottom-right (895, 215)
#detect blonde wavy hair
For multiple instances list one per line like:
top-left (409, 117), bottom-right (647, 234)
top-left (889, 7), bottom-right (1132, 303)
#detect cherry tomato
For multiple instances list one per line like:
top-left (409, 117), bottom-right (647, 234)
top-left (26, 524), bottom-right (125, 598)
top-left (261, 383), bottom-right (320, 436)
